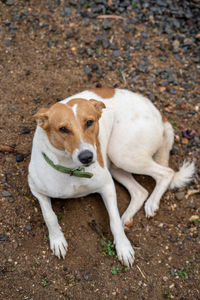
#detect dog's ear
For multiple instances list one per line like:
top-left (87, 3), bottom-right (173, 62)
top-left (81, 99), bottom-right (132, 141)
top-left (34, 108), bottom-right (49, 130)
top-left (89, 99), bottom-right (106, 119)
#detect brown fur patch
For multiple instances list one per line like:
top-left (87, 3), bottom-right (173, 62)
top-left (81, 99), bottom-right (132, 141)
top-left (161, 112), bottom-right (168, 123)
top-left (36, 99), bottom-right (104, 167)
top-left (96, 138), bottom-right (104, 168)
top-left (35, 103), bottom-right (81, 154)
top-left (91, 88), bottom-right (115, 99)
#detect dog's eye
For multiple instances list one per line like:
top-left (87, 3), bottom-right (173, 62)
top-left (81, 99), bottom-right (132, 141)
top-left (85, 120), bottom-right (94, 128)
top-left (59, 127), bottom-right (70, 134)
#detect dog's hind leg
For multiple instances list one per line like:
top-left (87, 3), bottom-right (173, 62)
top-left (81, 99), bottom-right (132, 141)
top-left (110, 156), bottom-right (174, 218)
top-left (110, 165), bottom-right (149, 228)
top-left (153, 121), bottom-right (174, 167)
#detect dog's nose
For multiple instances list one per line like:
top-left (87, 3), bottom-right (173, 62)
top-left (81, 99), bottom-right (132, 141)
top-left (78, 150), bottom-right (93, 165)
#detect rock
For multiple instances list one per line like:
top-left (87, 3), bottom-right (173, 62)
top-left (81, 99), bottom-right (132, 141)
top-left (3, 19), bottom-right (10, 26)
top-left (87, 48), bottom-right (94, 56)
top-left (16, 153), bottom-right (24, 162)
top-left (172, 40), bottom-right (180, 52)
top-left (0, 234), bottom-right (9, 241)
top-left (189, 215), bottom-right (199, 222)
top-left (6, 40), bottom-right (12, 47)
top-left (102, 39), bottom-right (109, 49)
top-left (8, 197), bottom-right (15, 203)
top-left (84, 66), bottom-right (92, 75)
top-left (34, 97), bottom-right (41, 103)
top-left (83, 274), bottom-right (89, 281)
top-left (163, 276), bottom-right (168, 281)
top-left (175, 191), bottom-right (185, 201)
top-left (181, 138), bottom-right (188, 145)
top-left (113, 50), bottom-right (122, 57)
top-left (2, 191), bottom-right (11, 197)
top-left (25, 224), bottom-right (32, 231)
top-left (159, 86), bottom-right (166, 93)
top-left (4, 0), bottom-right (14, 5)
top-left (20, 127), bottom-right (30, 134)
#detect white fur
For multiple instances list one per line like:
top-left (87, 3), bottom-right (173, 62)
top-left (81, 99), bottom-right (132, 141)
top-left (28, 88), bottom-right (194, 266)
top-left (71, 103), bottom-right (78, 119)
top-left (170, 161), bottom-right (195, 189)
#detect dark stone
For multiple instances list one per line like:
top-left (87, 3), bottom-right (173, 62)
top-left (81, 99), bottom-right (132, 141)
top-left (8, 197), bottom-right (15, 203)
top-left (34, 97), bottom-right (41, 103)
top-left (78, 47), bottom-right (86, 54)
top-left (90, 64), bottom-right (98, 71)
top-left (102, 21), bottom-right (111, 30)
top-left (16, 153), bottom-right (24, 162)
top-left (20, 127), bottom-right (30, 134)
top-left (170, 146), bottom-right (178, 155)
top-left (113, 50), bottom-right (122, 57)
top-left (9, 24), bottom-right (17, 30)
top-left (60, 7), bottom-right (71, 17)
top-left (170, 268), bottom-right (175, 276)
top-left (3, 19), bottom-right (10, 26)
top-left (84, 66), bottom-right (92, 75)
top-left (25, 224), bottom-right (32, 231)
top-left (0, 234), bottom-right (9, 241)
top-left (87, 48), bottom-right (94, 56)
top-left (188, 110), bottom-right (196, 115)
top-left (83, 274), bottom-right (89, 281)
top-left (169, 88), bottom-right (176, 94)
top-left (102, 39), bottom-right (109, 49)
top-left (2, 191), bottom-right (11, 197)
top-left (5, 0), bottom-right (14, 5)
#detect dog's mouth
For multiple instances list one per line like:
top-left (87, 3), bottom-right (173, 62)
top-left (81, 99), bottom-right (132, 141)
top-left (82, 161), bottom-right (95, 168)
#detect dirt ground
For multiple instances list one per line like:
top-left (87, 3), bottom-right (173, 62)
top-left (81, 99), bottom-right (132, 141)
top-left (0, 1), bottom-right (199, 299)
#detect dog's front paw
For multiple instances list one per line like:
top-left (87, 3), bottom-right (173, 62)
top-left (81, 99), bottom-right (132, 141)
top-left (115, 237), bottom-right (135, 267)
top-left (49, 233), bottom-right (68, 259)
top-left (145, 200), bottom-right (159, 218)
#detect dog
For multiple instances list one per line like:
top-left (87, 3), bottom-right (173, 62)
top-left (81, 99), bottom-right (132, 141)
top-left (28, 88), bottom-right (195, 267)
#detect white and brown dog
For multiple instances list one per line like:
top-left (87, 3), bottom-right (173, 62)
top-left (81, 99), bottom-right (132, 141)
top-left (28, 88), bottom-right (194, 267)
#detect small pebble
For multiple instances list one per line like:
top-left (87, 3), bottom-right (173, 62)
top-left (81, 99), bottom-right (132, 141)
top-left (113, 50), bottom-right (122, 57)
top-left (175, 191), bottom-right (185, 201)
top-left (8, 197), bottom-right (15, 203)
top-left (182, 138), bottom-right (189, 145)
top-left (189, 215), bottom-right (199, 222)
top-left (0, 234), bottom-right (9, 241)
top-left (163, 276), bottom-right (168, 281)
top-left (16, 153), bottom-right (24, 162)
top-left (25, 224), bottom-right (32, 231)
top-left (20, 127), bottom-right (30, 134)
top-left (2, 191), bottom-right (12, 197)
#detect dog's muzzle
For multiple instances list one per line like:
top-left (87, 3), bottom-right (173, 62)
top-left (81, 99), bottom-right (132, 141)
top-left (78, 150), bottom-right (93, 165)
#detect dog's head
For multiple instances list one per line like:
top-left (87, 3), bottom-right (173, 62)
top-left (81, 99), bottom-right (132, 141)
top-left (34, 98), bottom-right (105, 167)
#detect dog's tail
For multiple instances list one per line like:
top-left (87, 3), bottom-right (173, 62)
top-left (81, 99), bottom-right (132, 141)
top-left (169, 161), bottom-right (195, 189)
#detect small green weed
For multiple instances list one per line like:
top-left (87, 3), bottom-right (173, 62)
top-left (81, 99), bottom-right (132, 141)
top-left (111, 266), bottom-right (130, 275)
top-left (35, 259), bottom-right (40, 265)
top-left (170, 120), bottom-right (178, 129)
top-left (193, 218), bottom-right (200, 224)
top-left (164, 290), bottom-right (171, 298)
top-left (57, 212), bottom-right (64, 221)
top-left (132, 1), bottom-right (139, 8)
top-left (175, 261), bottom-right (190, 278)
top-left (43, 280), bottom-right (48, 287)
top-left (175, 265), bottom-right (189, 278)
top-left (100, 236), bottom-right (116, 257)
top-left (69, 277), bottom-right (76, 285)
top-left (111, 265), bottom-right (121, 275)
top-left (100, 236), bottom-right (130, 275)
